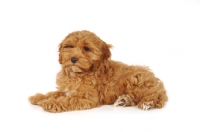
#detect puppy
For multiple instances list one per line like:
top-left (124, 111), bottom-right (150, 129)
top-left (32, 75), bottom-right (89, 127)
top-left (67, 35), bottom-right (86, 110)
top-left (29, 30), bottom-right (168, 112)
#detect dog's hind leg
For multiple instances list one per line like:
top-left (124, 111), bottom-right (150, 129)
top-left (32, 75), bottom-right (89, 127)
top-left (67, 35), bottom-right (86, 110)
top-left (138, 88), bottom-right (168, 110)
top-left (114, 94), bottom-right (136, 107)
top-left (124, 66), bottom-right (168, 110)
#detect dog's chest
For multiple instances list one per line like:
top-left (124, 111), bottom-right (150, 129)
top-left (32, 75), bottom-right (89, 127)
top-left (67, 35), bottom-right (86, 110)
top-left (57, 72), bottom-right (97, 91)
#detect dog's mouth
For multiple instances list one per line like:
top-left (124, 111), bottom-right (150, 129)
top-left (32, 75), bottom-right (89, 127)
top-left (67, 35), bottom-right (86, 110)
top-left (62, 57), bottom-right (96, 75)
top-left (65, 66), bottom-right (83, 73)
top-left (64, 66), bottom-right (81, 77)
top-left (65, 64), bottom-right (93, 74)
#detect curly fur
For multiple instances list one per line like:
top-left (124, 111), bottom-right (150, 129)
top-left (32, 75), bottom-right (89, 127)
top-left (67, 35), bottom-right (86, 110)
top-left (29, 30), bottom-right (168, 112)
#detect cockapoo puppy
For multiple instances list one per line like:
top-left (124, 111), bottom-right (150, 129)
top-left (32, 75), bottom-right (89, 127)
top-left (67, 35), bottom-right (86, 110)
top-left (29, 30), bottom-right (168, 112)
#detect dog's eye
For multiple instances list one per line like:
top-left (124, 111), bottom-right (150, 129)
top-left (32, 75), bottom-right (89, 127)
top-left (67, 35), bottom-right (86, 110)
top-left (84, 46), bottom-right (90, 51)
top-left (63, 45), bottom-right (74, 48)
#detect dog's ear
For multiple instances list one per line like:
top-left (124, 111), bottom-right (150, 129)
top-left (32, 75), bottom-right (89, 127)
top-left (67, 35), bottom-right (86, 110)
top-left (58, 43), bottom-right (62, 64)
top-left (102, 42), bottom-right (112, 60)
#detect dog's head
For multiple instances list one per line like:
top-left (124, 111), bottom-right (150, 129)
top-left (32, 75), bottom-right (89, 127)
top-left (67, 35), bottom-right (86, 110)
top-left (58, 30), bottom-right (112, 73)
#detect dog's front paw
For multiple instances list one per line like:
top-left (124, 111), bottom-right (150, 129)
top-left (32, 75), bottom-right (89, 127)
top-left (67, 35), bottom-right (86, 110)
top-left (40, 98), bottom-right (64, 113)
top-left (28, 93), bottom-right (45, 105)
top-left (114, 94), bottom-right (135, 107)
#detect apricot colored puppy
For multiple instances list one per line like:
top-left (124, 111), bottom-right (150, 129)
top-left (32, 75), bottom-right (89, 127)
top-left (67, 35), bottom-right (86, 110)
top-left (29, 30), bottom-right (168, 112)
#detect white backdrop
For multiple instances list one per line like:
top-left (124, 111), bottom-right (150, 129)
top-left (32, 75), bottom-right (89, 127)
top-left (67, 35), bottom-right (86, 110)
top-left (0, 0), bottom-right (200, 132)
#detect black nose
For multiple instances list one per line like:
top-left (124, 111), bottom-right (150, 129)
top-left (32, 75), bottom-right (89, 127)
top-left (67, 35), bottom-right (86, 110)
top-left (71, 57), bottom-right (78, 63)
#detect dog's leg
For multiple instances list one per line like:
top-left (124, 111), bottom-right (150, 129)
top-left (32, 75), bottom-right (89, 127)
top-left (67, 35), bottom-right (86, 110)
top-left (114, 94), bottom-right (136, 107)
top-left (124, 66), bottom-right (168, 110)
top-left (38, 90), bottom-right (100, 113)
top-left (28, 91), bottom-right (65, 105)
top-left (138, 88), bottom-right (168, 110)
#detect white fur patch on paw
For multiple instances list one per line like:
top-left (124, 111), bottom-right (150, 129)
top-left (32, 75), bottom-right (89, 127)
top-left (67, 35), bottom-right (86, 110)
top-left (114, 95), bottom-right (132, 107)
top-left (114, 98), bottom-right (126, 107)
top-left (141, 101), bottom-right (153, 110)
